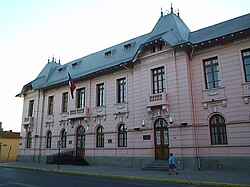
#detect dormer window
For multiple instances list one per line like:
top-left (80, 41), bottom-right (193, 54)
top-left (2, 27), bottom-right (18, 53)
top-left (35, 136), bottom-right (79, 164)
top-left (58, 67), bottom-right (63, 71)
top-left (72, 62), bottom-right (77, 67)
top-left (105, 51), bottom-right (112, 58)
top-left (124, 43), bottom-right (132, 51)
top-left (58, 66), bottom-right (67, 72)
top-left (151, 43), bottom-right (163, 53)
top-left (71, 60), bottom-right (82, 68)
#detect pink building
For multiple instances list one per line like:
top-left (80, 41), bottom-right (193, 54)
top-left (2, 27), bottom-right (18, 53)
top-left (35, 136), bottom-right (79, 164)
top-left (17, 9), bottom-right (250, 171)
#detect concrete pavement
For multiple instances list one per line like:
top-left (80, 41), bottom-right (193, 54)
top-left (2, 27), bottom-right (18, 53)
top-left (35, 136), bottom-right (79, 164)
top-left (0, 162), bottom-right (250, 187)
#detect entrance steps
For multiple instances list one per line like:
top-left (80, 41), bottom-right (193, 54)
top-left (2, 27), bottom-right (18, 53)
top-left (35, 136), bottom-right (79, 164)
top-left (46, 151), bottom-right (89, 166)
top-left (143, 160), bottom-right (169, 171)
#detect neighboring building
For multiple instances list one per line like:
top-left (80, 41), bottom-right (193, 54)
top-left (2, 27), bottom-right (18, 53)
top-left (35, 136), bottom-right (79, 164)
top-left (0, 130), bottom-right (20, 162)
top-left (16, 8), bottom-right (250, 171)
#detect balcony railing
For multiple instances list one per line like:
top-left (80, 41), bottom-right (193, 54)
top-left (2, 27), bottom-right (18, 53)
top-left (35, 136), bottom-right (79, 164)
top-left (69, 107), bottom-right (89, 119)
top-left (147, 92), bottom-right (169, 107)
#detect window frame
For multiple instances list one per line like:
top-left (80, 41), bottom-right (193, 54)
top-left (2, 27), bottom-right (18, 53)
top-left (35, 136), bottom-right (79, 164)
top-left (76, 126), bottom-right (85, 149)
top-left (117, 77), bottom-right (126, 103)
top-left (46, 131), bottom-right (52, 148)
top-left (61, 92), bottom-right (68, 113)
top-left (210, 114), bottom-right (227, 145)
top-left (96, 83), bottom-right (105, 107)
top-left (203, 57), bottom-right (221, 89)
top-left (241, 48), bottom-right (250, 82)
top-left (152, 66), bottom-right (166, 94)
top-left (96, 126), bottom-right (104, 148)
top-left (26, 132), bottom-right (32, 148)
top-left (28, 100), bottom-right (34, 117)
top-left (47, 96), bottom-right (54, 115)
top-left (61, 129), bottom-right (67, 148)
top-left (76, 88), bottom-right (85, 109)
top-left (118, 124), bottom-right (127, 147)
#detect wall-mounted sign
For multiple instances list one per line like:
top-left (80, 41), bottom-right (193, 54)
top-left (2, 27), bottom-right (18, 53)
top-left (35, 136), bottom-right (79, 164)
top-left (143, 135), bottom-right (151, 140)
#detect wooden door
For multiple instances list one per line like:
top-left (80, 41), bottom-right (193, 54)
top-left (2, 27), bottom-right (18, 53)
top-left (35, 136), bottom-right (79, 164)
top-left (76, 126), bottom-right (85, 157)
top-left (154, 118), bottom-right (169, 160)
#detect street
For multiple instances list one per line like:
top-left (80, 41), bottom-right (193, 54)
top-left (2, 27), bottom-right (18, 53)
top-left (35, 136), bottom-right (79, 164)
top-left (0, 167), bottom-right (215, 187)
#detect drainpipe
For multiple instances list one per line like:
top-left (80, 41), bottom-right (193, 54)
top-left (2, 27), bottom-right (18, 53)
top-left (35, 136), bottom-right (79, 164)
top-left (189, 46), bottom-right (201, 170)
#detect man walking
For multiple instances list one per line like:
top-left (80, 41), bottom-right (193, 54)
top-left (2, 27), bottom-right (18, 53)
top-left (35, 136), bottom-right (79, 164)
top-left (168, 153), bottom-right (178, 175)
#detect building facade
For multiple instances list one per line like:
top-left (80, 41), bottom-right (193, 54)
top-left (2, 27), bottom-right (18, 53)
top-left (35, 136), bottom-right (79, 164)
top-left (17, 9), bottom-right (250, 171)
top-left (0, 130), bottom-right (20, 162)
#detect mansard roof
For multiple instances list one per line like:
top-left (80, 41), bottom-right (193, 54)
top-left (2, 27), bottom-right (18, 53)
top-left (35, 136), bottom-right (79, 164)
top-left (189, 13), bottom-right (250, 44)
top-left (17, 11), bottom-right (250, 95)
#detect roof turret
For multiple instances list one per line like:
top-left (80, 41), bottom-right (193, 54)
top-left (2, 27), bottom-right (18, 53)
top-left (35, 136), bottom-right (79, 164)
top-left (147, 9), bottom-right (190, 46)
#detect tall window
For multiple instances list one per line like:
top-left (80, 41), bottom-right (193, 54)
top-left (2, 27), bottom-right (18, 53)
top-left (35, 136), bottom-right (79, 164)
top-left (118, 124), bottom-right (127, 147)
top-left (26, 132), bottom-right (32, 148)
top-left (47, 96), bottom-right (54, 115)
top-left (152, 67), bottom-right (165, 94)
top-left (96, 126), bottom-right (104, 147)
top-left (62, 92), bottom-right (68, 113)
top-left (241, 49), bottom-right (250, 82)
top-left (76, 126), bottom-right (85, 149)
top-left (76, 88), bottom-right (85, 108)
top-left (46, 131), bottom-right (52, 148)
top-left (203, 57), bottom-right (221, 89)
top-left (210, 114), bottom-right (227, 145)
top-left (61, 129), bottom-right (67, 148)
top-left (97, 83), bottom-right (104, 107)
top-left (28, 100), bottom-right (34, 117)
top-left (117, 78), bottom-right (126, 103)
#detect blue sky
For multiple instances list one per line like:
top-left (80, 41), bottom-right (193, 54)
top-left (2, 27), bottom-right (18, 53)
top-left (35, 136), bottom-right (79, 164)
top-left (0, 0), bottom-right (249, 132)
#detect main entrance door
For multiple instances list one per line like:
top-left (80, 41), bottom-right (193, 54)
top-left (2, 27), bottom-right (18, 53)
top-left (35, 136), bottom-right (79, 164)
top-left (76, 126), bottom-right (85, 157)
top-left (154, 118), bottom-right (169, 160)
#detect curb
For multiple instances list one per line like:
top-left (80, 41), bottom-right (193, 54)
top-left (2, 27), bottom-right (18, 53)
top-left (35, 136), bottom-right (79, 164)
top-left (1, 165), bottom-right (250, 187)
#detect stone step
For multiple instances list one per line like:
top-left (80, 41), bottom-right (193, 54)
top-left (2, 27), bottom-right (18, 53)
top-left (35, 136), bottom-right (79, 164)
top-left (143, 160), bottom-right (170, 171)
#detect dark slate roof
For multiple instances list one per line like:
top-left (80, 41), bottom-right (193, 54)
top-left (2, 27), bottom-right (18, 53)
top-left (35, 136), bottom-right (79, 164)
top-left (17, 12), bottom-right (250, 95)
top-left (35, 34), bottom-right (149, 89)
top-left (189, 13), bottom-right (250, 44)
top-left (147, 12), bottom-right (190, 45)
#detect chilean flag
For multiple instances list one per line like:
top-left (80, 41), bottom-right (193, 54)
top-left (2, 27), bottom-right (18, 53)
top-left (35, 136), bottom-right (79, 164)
top-left (68, 72), bottom-right (76, 99)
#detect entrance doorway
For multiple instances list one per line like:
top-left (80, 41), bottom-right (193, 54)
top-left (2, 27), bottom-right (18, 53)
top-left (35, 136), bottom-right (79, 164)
top-left (76, 126), bottom-right (85, 157)
top-left (154, 118), bottom-right (169, 160)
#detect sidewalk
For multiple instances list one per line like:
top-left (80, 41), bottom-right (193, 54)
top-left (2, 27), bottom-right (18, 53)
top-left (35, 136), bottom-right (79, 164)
top-left (1, 162), bottom-right (250, 187)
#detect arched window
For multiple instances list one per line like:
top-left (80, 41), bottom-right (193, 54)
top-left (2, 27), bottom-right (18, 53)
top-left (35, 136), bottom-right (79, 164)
top-left (96, 126), bottom-right (104, 147)
top-left (26, 132), bottom-right (32, 148)
top-left (210, 114), bottom-right (227, 145)
top-left (118, 124), bottom-right (127, 147)
top-left (46, 131), bottom-right (52, 148)
top-left (76, 126), bottom-right (85, 149)
top-left (61, 129), bottom-right (67, 148)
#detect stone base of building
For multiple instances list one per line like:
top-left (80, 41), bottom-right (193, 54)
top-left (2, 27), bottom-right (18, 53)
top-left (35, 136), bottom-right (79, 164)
top-left (176, 156), bottom-right (250, 171)
top-left (17, 154), bottom-right (47, 164)
top-left (84, 156), bottom-right (155, 168)
top-left (17, 154), bottom-right (250, 171)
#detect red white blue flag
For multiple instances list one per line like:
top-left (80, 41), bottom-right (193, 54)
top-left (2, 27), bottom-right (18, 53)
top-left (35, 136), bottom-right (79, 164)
top-left (68, 72), bottom-right (76, 99)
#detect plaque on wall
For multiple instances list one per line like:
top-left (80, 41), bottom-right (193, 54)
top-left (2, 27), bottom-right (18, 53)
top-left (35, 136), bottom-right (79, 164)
top-left (108, 138), bottom-right (112, 143)
top-left (143, 135), bottom-right (151, 140)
